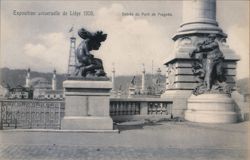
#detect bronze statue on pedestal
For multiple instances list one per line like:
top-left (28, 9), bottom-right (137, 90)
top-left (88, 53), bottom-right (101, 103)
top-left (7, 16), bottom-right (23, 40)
top-left (190, 34), bottom-right (231, 95)
top-left (74, 28), bottom-right (107, 78)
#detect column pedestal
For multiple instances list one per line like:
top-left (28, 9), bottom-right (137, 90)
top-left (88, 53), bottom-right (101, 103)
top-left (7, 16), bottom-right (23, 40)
top-left (185, 93), bottom-right (240, 123)
top-left (61, 80), bottom-right (113, 130)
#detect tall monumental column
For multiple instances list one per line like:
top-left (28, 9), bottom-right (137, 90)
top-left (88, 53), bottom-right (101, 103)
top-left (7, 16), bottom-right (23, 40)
top-left (161, 0), bottom-right (239, 119)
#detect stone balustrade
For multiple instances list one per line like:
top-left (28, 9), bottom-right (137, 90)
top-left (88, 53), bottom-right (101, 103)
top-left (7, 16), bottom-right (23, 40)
top-left (0, 98), bottom-right (173, 129)
top-left (110, 98), bottom-right (173, 122)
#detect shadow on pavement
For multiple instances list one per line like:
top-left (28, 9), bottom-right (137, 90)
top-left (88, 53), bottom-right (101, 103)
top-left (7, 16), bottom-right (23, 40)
top-left (115, 117), bottom-right (185, 132)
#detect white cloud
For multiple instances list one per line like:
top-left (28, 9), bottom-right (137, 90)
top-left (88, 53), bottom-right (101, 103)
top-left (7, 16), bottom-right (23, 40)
top-left (2, 1), bottom-right (249, 79)
top-left (20, 3), bottom-right (249, 80)
top-left (21, 4), bottom-right (171, 75)
top-left (227, 25), bottom-right (249, 79)
top-left (89, 4), bottom-right (171, 76)
top-left (23, 32), bottom-right (68, 73)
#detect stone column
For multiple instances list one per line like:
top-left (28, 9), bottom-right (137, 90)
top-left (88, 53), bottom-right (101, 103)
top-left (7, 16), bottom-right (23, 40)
top-left (174, 0), bottom-right (225, 40)
top-left (182, 0), bottom-right (216, 23)
top-left (111, 67), bottom-right (115, 91)
top-left (25, 68), bottom-right (31, 88)
top-left (141, 66), bottom-right (146, 94)
top-left (161, 0), bottom-right (239, 118)
top-left (110, 66), bottom-right (116, 98)
top-left (52, 69), bottom-right (57, 91)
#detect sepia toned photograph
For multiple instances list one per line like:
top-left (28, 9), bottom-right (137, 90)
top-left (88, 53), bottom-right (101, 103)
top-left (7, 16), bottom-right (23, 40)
top-left (0, 0), bottom-right (249, 159)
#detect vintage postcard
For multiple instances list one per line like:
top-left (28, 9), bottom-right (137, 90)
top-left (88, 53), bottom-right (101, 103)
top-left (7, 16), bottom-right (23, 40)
top-left (0, 0), bottom-right (249, 160)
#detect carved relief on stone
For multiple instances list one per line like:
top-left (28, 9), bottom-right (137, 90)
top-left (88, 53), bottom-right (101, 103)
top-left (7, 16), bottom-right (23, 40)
top-left (166, 64), bottom-right (176, 89)
top-left (179, 37), bottom-right (192, 46)
top-left (174, 37), bottom-right (192, 50)
top-left (219, 38), bottom-right (229, 48)
top-left (193, 36), bottom-right (228, 49)
top-left (193, 36), bottom-right (209, 48)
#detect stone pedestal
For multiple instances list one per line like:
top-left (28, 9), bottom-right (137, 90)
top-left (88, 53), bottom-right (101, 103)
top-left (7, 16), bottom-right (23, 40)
top-left (185, 94), bottom-right (239, 123)
top-left (128, 86), bottom-right (136, 98)
top-left (61, 80), bottom-right (113, 130)
top-left (161, 90), bottom-right (192, 117)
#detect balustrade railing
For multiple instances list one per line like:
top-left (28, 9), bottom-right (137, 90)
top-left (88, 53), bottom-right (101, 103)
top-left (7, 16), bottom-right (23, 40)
top-left (148, 102), bottom-right (170, 115)
top-left (0, 100), bottom-right (64, 129)
top-left (110, 98), bottom-right (173, 119)
top-left (0, 98), bottom-right (172, 129)
top-left (110, 101), bottom-right (140, 116)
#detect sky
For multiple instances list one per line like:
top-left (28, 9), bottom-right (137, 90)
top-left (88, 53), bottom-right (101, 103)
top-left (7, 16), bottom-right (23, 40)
top-left (1, 0), bottom-right (249, 79)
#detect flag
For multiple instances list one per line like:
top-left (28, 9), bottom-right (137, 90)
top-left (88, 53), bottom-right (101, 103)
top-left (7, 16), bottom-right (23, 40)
top-left (69, 26), bottom-right (74, 33)
top-left (156, 78), bottom-right (160, 84)
top-left (130, 76), bottom-right (136, 86)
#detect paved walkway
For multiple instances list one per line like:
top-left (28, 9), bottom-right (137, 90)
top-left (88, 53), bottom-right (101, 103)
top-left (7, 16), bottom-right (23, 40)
top-left (0, 121), bottom-right (249, 160)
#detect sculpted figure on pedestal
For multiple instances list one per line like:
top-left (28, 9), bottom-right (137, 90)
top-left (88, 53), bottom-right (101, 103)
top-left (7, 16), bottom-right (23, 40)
top-left (190, 34), bottom-right (231, 95)
top-left (74, 28), bottom-right (107, 78)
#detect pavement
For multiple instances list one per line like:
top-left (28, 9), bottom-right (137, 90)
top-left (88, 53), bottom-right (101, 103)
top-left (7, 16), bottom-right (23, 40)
top-left (0, 120), bottom-right (249, 160)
